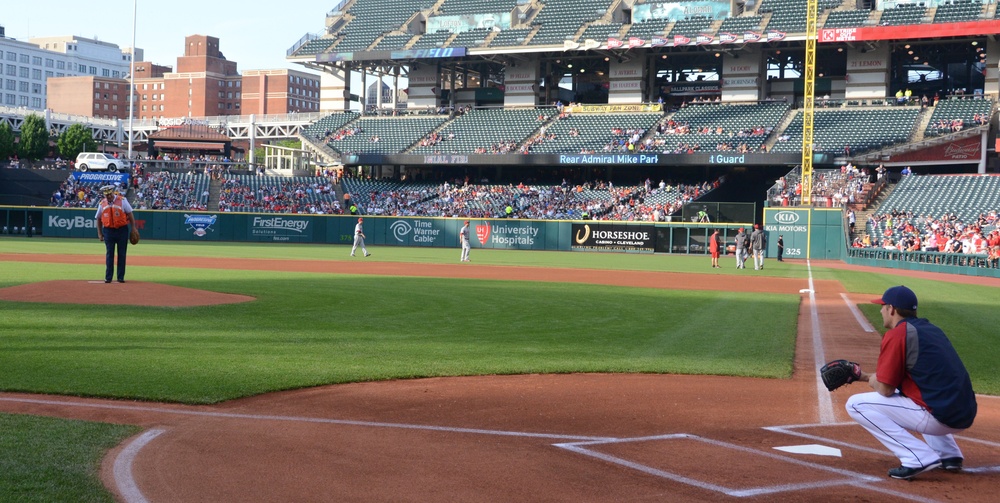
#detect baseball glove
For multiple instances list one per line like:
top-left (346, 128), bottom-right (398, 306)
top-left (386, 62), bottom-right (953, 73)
top-left (129, 229), bottom-right (140, 245)
top-left (820, 359), bottom-right (862, 392)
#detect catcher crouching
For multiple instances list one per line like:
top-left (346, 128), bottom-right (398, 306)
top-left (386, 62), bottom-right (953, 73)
top-left (837, 285), bottom-right (977, 481)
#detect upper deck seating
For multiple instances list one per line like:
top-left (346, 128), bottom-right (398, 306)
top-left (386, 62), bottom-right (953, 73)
top-left (326, 116), bottom-right (448, 155)
top-left (932, 0), bottom-right (983, 23)
top-left (524, 112), bottom-right (664, 153)
top-left (924, 96), bottom-right (994, 137)
top-left (771, 108), bottom-right (920, 154)
top-left (651, 101), bottom-right (790, 153)
top-left (409, 108), bottom-right (544, 154)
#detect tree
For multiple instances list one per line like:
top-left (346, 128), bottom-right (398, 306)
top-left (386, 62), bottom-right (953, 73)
top-left (0, 122), bottom-right (15, 161)
top-left (57, 123), bottom-right (98, 161)
top-left (18, 114), bottom-right (51, 161)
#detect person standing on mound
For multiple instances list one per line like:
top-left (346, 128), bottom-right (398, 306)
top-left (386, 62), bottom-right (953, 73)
top-left (95, 185), bottom-right (136, 283)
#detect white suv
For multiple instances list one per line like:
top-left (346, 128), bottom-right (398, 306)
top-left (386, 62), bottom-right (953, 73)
top-left (75, 152), bottom-right (126, 172)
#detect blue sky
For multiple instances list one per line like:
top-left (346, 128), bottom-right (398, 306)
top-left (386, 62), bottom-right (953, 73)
top-left (7, 0), bottom-right (336, 73)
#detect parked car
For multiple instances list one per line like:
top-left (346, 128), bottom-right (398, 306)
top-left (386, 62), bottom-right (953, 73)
top-left (75, 152), bottom-right (125, 172)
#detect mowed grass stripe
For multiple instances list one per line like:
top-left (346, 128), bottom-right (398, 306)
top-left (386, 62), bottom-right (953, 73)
top-left (1, 264), bottom-right (799, 403)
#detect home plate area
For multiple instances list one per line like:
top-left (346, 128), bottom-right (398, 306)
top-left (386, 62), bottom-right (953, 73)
top-left (554, 422), bottom-right (1000, 501)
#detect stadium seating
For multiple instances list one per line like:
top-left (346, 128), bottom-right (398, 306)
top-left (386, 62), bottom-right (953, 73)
top-left (134, 172), bottom-right (210, 211)
top-left (333, 0), bottom-right (429, 51)
top-left (624, 20), bottom-right (671, 39)
top-left (823, 9), bottom-right (873, 29)
top-left (301, 112), bottom-right (362, 140)
top-left (408, 108), bottom-right (544, 154)
top-left (526, 0), bottom-right (615, 45)
top-left (449, 28), bottom-right (493, 49)
top-left (874, 174), bottom-right (1000, 224)
top-left (292, 38), bottom-right (337, 56)
top-left (488, 27), bottom-right (534, 47)
top-left (652, 101), bottom-right (790, 153)
top-left (878, 4), bottom-right (927, 26)
top-left (579, 22), bottom-right (625, 42)
top-left (667, 16), bottom-right (713, 38)
top-left (523, 113), bottom-right (664, 153)
top-left (219, 175), bottom-right (341, 213)
top-left (325, 116), bottom-right (448, 155)
top-left (373, 34), bottom-right (415, 51)
top-left (437, 0), bottom-right (520, 15)
top-left (932, 0), bottom-right (984, 24)
top-left (924, 97), bottom-right (994, 137)
top-left (771, 107), bottom-right (921, 154)
top-left (410, 31), bottom-right (454, 49)
top-left (717, 15), bottom-right (765, 34)
top-left (758, 0), bottom-right (807, 33)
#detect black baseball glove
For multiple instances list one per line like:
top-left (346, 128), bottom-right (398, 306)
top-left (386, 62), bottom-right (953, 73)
top-left (820, 359), bottom-right (862, 392)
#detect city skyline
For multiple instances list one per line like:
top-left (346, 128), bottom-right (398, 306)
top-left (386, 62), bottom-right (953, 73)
top-left (7, 0), bottom-right (335, 73)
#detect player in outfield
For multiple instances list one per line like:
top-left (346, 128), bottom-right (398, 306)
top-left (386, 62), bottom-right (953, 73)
top-left (846, 285), bottom-right (977, 480)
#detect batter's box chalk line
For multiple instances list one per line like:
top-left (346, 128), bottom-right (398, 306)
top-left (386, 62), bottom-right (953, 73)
top-left (766, 422), bottom-right (1000, 475)
top-left (553, 432), bottom-right (882, 498)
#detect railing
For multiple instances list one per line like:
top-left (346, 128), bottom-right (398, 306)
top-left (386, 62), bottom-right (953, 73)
top-left (846, 247), bottom-right (1000, 277)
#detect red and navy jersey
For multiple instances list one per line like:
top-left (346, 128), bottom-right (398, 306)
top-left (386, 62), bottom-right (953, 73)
top-left (876, 317), bottom-right (977, 429)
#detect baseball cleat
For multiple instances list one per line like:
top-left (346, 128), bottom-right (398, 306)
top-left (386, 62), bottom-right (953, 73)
top-left (940, 457), bottom-right (963, 472)
top-left (365, 253), bottom-right (371, 257)
top-left (888, 461), bottom-right (941, 480)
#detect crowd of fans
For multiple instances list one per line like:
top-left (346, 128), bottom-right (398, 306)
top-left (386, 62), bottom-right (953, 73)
top-left (217, 176), bottom-right (342, 214)
top-left (857, 209), bottom-right (1000, 266)
top-left (348, 177), bottom-right (721, 221)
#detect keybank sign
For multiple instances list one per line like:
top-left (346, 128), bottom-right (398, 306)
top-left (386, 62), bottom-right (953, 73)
top-left (48, 215), bottom-right (97, 231)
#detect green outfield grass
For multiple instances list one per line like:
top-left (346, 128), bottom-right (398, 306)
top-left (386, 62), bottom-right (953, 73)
top-left (1, 237), bottom-right (998, 501)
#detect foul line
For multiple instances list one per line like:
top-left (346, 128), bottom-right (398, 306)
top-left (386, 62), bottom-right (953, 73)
top-left (840, 293), bottom-right (876, 332)
top-left (0, 395), bottom-right (613, 442)
top-left (807, 260), bottom-right (836, 424)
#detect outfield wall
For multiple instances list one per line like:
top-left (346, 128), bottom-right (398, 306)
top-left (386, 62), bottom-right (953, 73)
top-left (5, 207), bottom-right (756, 255)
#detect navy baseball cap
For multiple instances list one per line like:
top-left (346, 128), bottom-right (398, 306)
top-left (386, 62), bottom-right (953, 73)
top-left (872, 285), bottom-right (918, 310)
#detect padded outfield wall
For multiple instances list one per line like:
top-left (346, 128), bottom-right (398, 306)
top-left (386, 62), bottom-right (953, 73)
top-left (7, 207), bottom-right (765, 255)
top-left (8, 207), bottom-right (846, 259)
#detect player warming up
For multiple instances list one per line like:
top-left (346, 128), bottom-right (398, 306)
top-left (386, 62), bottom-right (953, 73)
top-left (351, 217), bottom-right (371, 257)
top-left (460, 220), bottom-right (471, 262)
top-left (845, 285), bottom-right (977, 480)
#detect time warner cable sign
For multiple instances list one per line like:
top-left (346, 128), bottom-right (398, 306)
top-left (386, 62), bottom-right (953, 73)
top-left (249, 216), bottom-right (312, 242)
top-left (571, 223), bottom-right (656, 251)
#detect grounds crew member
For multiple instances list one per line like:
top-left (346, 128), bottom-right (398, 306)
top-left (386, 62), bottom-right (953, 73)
top-left (95, 185), bottom-right (137, 283)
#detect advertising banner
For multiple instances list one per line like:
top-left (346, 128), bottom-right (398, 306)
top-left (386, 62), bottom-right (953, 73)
top-left (426, 13), bottom-right (511, 34)
top-left (71, 172), bottom-right (130, 186)
top-left (633, 2), bottom-right (730, 22)
top-left (247, 215), bottom-right (314, 242)
top-left (571, 222), bottom-right (656, 252)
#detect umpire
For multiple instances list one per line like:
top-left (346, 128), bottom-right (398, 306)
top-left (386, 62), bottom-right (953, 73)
top-left (95, 185), bottom-right (136, 283)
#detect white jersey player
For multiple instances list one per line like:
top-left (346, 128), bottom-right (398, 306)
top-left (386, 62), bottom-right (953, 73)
top-left (351, 217), bottom-right (370, 257)
top-left (460, 220), bottom-right (471, 262)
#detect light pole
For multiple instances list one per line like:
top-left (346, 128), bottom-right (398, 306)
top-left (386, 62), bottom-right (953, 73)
top-left (127, 0), bottom-right (137, 164)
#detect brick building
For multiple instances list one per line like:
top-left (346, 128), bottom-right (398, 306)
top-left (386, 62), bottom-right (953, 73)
top-left (46, 34), bottom-right (319, 120)
top-left (241, 69), bottom-right (320, 115)
top-left (46, 76), bottom-right (130, 120)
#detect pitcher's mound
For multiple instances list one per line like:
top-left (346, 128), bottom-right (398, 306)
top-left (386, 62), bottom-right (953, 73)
top-left (0, 280), bottom-right (255, 307)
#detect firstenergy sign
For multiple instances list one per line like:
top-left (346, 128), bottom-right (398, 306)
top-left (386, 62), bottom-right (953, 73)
top-left (249, 216), bottom-right (312, 242)
top-left (571, 223), bottom-right (655, 251)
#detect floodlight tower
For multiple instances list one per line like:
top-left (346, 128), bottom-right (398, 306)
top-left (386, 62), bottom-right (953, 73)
top-left (800, 0), bottom-right (819, 205)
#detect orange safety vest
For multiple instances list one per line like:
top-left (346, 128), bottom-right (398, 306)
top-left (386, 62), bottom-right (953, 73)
top-left (99, 195), bottom-right (129, 228)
